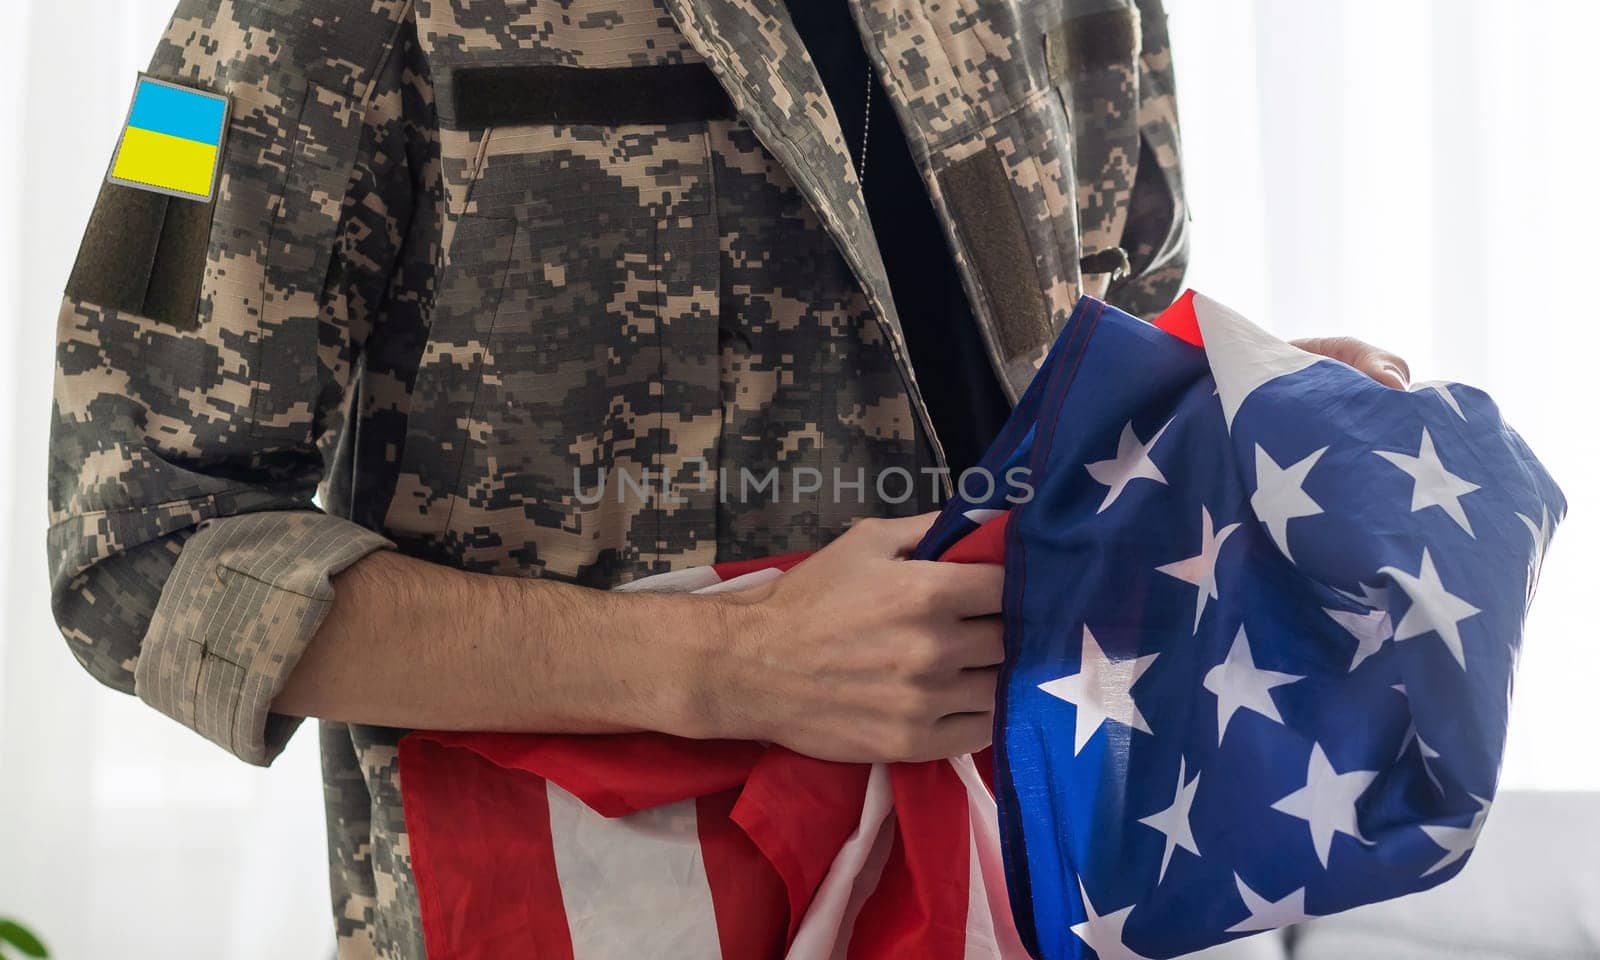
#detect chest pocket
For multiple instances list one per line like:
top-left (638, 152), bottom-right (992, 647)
top-left (384, 92), bottom-right (725, 585)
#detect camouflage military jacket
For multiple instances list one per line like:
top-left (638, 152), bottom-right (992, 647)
top-left (47, 0), bottom-right (1187, 955)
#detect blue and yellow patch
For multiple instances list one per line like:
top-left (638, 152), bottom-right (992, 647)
top-left (107, 76), bottom-right (230, 202)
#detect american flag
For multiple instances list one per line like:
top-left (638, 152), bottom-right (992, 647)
top-left (914, 292), bottom-right (1565, 959)
top-left (395, 292), bottom-right (1562, 960)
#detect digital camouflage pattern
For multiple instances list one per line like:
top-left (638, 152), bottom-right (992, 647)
top-left (47, 0), bottom-right (1188, 956)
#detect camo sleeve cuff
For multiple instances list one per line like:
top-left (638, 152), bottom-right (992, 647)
top-left (134, 510), bottom-right (393, 766)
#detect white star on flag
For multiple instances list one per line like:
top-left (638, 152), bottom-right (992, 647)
top-left (1138, 757), bottom-right (1201, 883)
top-left (1333, 581), bottom-right (1390, 610)
top-left (1323, 604), bottom-right (1394, 672)
top-left (1391, 684), bottom-right (1444, 792)
top-left (1517, 506), bottom-right (1553, 601)
top-left (1419, 794), bottom-right (1491, 877)
top-left (1203, 626), bottom-right (1302, 744)
top-left (1071, 880), bottom-right (1153, 960)
top-left (1225, 874), bottom-right (1313, 933)
top-left (1157, 506), bottom-right (1241, 633)
top-left (1085, 419), bottom-right (1172, 513)
top-left (1375, 427), bottom-right (1481, 536)
top-left (1038, 626), bottom-right (1158, 755)
top-left (1410, 380), bottom-right (1468, 421)
top-left (1251, 444), bottom-right (1326, 561)
top-left (1398, 722), bottom-right (1443, 793)
top-left (1379, 547), bottom-right (1481, 669)
top-left (1271, 743), bottom-right (1378, 868)
top-left (1191, 293), bottom-right (1322, 428)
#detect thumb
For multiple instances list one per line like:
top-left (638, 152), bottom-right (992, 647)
top-left (851, 512), bottom-right (941, 557)
top-left (1293, 336), bottom-right (1411, 390)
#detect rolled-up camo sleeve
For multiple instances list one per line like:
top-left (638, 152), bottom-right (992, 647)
top-left (47, 1), bottom-right (426, 764)
top-left (135, 512), bottom-right (390, 763)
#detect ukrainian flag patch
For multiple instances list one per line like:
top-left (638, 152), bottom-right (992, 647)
top-left (107, 75), bottom-right (230, 203)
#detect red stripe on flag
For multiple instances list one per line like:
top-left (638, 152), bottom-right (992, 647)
top-left (1153, 288), bottom-right (1204, 346)
top-left (940, 514), bottom-right (1010, 565)
top-left (399, 737), bottom-right (574, 960)
top-left (411, 730), bottom-right (765, 817)
top-left (846, 763), bottom-right (973, 960)
top-left (731, 749), bottom-right (874, 946)
top-left (711, 550), bottom-right (813, 581)
top-left (698, 789), bottom-right (791, 960)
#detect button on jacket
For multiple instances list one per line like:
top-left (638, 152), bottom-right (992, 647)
top-left (46, 0), bottom-right (1189, 955)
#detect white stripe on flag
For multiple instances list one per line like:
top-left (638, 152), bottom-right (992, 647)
top-left (964, 823), bottom-right (1000, 959)
top-left (615, 565), bottom-right (727, 593)
top-left (546, 783), bottom-right (723, 960)
top-left (695, 566), bottom-right (786, 594)
top-left (786, 763), bottom-right (896, 960)
top-left (949, 756), bottom-right (1030, 959)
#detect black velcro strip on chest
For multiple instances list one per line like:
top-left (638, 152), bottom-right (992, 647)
top-left (939, 147), bottom-right (1053, 362)
top-left (451, 64), bottom-right (738, 128)
top-left (1046, 8), bottom-right (1142, 79)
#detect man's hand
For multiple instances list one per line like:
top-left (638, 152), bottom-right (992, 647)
top-left (1292, 336), bottom-right (1411, 389)
top-left (710, 514), bottom-right (1003, 763)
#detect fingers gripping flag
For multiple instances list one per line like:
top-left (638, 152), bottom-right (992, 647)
top-left (916, 292), bottom-right (1564, 959)
top-left (394, 292), bottom-right (1563, 960)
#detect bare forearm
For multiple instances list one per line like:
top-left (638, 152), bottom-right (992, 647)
top-left (273, 515), bottom-right (1014, 763)
top-left (273, 549), bottom-right (734, 736)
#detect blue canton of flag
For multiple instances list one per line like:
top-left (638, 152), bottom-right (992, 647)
top-left (916, 292), bottom-right (1565, 960)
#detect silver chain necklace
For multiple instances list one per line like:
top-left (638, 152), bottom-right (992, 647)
top-left (857, 64), bottom-right (873, 186)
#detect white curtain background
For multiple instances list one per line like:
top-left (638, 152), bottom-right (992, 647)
top-left (0, 3), bottom-right (335, 960)
top-left (1164, 0), bottom-right (1598, 793)
top-left (0, 1), bottom-right (1594, 957)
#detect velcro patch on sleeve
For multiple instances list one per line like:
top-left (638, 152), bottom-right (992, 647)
top-left (66, 75), bottom-right (228, 327)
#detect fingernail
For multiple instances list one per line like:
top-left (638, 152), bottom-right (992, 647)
top-left (1379, 362), bottom-right (1409, 388)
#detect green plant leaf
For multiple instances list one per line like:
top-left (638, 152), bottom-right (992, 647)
top-left (0, 920), bottom-right (48, 958)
